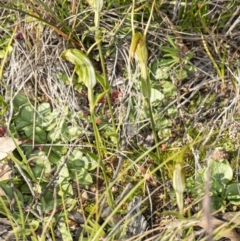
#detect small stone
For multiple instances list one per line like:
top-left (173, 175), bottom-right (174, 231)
top-left (111, 186), bottom-right (118, 193)
top-left (81, 191), bottom-right (89, 201)
top-left (211, 148), bottom-right (229, 162)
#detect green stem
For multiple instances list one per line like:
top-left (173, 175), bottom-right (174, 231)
top-left (145, 93), bottom-right (166, 201)
top-left (94, 12), bottom-right (119, 151)
top-left (90, 7), bottom-right (121, 224)
top-left (89, 87), bottom-right (114, 211)
top-left (141, 63), bottom-right (166, 201)
top-left (86, 5), bottom-right (119, 220)
top-left (91, 112), bottom-right (114, 206)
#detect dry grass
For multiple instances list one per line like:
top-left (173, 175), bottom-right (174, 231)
top-left (1, 1), bottom-right (240, 240)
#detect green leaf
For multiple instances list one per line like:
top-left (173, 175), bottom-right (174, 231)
top-left (68, 149), bottom-right (83, 161)
top-left (35, 127), bottom-right (47, 142)
top-left (158, 59), bottom-right (176, 67)
top-left (41, 198), bottom-right (62, 213)
top-left (68, 126), bottom-right (81, 137)
top-left (58, 218), bottom-right (73, 241)
top-left (58, 163), bottom-right (70, 184)
top-left (48, 149), bottom-right (62, 164)
top-left (82, 155), bottom-right (98, 170)
top-left (211, 196), bottom-right (226, 211)
top-left (23, 126), bottom-right (46, 143)
top-left (104, 130), bottom-right (118, 144)
top-left (32, 164), bottom-right (43, 179)
top-left (155, 116), bottom-right (172, 130)
top-left (158, 128), bottom-right (172, 139)
top-left (31, 151), bottom-right (51, 179)
top-left (0, 50), bottom-right (6, 58)
top-left (162, 81), bottom-right (177, 97)
top-left (37, 102), bottom-right (51, 116)
top-left (63, 126), bottom-right (82, 141)
top-left (27, 220), bottom-right (39, 233)
top-left (52, 146), bottom-right (68, 156)
top-left (228, 199), bottom-right (240, 205)
top-left (47, 119), bottom-right (66, 142)
top-left (185, 51), bottom-right (194, 62)
top-left (160, 46), bottom-right (177, 55)
top-left (44, 121), bottom-right (56, 131)
top-left (42, 109), bottom-right (60, 130)
top-left (168, 107), bottom-right (177, 117)
top-left (36, 103), bottom-right (52, 126)
top-left (96, 73), bottom-right (108, 89)
top-left (93, 90), bottom-right (109, 108)
top-left (150, 88), bottom-right (164, 103)
top-left (58, 182), bottom-right (73, 196)
top-left (20, 183), bottom-right (32, 194)
top-left (164, 55), bottom-right (179, 61)
top-left (13, 93), bottom-right (28, 109)
top-left (208, 159), bottom-right (233, 186)
top-left (155, 67), bottom-right (169, 80)
top-left (0, 183), bottom-right (24, 203)
top-left (20, 105), bottom-right (34, 122)
top-left (15, 120), bottom-right (30, 130)
top-left (68, 150), bottom-right (98, 171)
top-left (175, 69), bottom-right (188, 81)
top-left (185, 64), bottom-right (196, 72)
top-left (69, 168), bottom-right (93, 185)
top-left (211, 179), bottom-right (224, 194)
top-left (166, 36), bottom-right (178, 48)
top-left (226, 183), bottom-right (240, 201)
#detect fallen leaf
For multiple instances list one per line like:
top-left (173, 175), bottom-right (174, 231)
top-left (0, 163), bottom-right (12, 180)
top-left (0, 137), bottom-right (22, 160)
